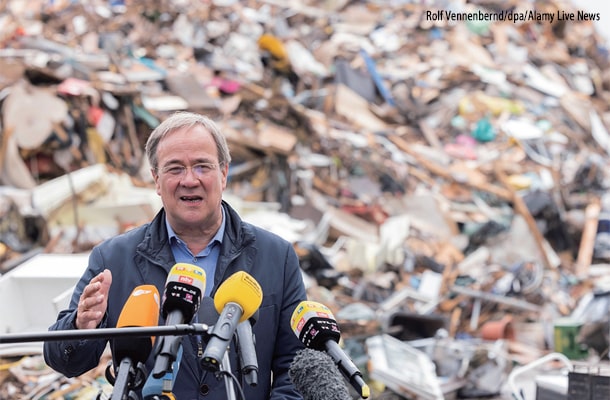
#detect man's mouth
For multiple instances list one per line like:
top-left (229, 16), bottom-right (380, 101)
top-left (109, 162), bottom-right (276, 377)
top-left (180, 195), bottom-right (202, 202)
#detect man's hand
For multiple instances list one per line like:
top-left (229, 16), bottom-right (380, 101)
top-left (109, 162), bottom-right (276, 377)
top-left (75, 269), bottom-right (112, 329)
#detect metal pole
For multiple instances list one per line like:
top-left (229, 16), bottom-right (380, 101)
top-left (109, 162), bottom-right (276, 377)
top-left (221, 350), bottom-right (237, 400)
top-left (0, 324), bottom-right (210, 344)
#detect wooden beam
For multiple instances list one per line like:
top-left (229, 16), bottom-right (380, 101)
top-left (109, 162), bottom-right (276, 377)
top-left (388, 135), bottom-right (512, 200)
top-left (494, 162), bottom-right (554, 271)
top-left (575, 198), bottom-right (601, 278)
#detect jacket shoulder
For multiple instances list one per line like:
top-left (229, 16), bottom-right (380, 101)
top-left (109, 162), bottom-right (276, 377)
top-left (243, 220), bottom-right (294, 248)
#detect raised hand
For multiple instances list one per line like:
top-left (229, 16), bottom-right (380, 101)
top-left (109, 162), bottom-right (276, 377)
top-left (75, 269), bottom-right (112, 329)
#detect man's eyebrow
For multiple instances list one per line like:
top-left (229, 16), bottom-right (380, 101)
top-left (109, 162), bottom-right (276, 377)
top-left (159, 159), bottom-right (182, 167)
top-left (161, 157), bottom-right (218, 166)
top-left (193, 158), bottom-right (219, 165)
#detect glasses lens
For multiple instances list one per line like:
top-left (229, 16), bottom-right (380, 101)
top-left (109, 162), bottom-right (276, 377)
top-left (160, 163), bottom-right (218, 177)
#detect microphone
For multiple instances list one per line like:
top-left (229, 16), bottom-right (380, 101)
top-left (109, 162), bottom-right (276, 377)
top-left (289, 348), bottom-right (352, 400)
top-left (144, 291), bottom-right (215, 399)
top-left (151, 263), bottom-right (206, 379)
top-left (290, 301), bottom-right (370, 399)
top-left (110, 285), bottom-right (161, 400)
top-left (198, 296), bottom-right (220, 326)
top-left (236, 309), bottom-right (259, 386)
top-left (142, 346), bottom-right (182, 400)
top-left (199, 295), bottom-right (258, 384)
top-left (200, 271), bottom-right (263, 371)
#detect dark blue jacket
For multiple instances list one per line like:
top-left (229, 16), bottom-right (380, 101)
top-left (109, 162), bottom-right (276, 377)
top-left (43, 201), bottom-right (307, 400)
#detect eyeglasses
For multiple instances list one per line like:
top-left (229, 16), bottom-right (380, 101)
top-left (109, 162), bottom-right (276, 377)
top-left (157, 162), bottom-right (221, 178)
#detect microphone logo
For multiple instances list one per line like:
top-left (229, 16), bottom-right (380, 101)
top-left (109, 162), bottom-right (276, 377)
top-left (241, 273), bottom-right (263, 296)
top-left (212, 271), bottom-right (263, 319)
top-left (297, 318), bottom-right (305, 332)
top-left (308, 327), bottom-right (320, 340)
top-left (290, 301), bottom-right (335, 339)
top-left (132, 287), bottom-right (160, 305)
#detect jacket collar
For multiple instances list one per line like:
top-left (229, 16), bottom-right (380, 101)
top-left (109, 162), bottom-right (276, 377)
top-left (214, 200), bottom-right (257, 291)
top-left (137, 200), bottom-right (257, 281)
top-left (136, 208), bottom-right (174, 272)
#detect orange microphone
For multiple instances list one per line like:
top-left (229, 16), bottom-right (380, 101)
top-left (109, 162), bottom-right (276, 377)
top-left (110, 285), bottom-right (161, 398)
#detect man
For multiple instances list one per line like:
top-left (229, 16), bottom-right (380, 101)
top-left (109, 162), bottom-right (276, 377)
top-left (44, 111), bottom-right (307, 399)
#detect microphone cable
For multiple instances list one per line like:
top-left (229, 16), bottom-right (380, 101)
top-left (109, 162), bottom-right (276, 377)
top-left (196, 296), bottom-right (247, 400)
top-left (215, 367), bottom-right (247, 400)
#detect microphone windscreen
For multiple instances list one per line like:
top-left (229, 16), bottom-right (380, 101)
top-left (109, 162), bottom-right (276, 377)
top-left (289, 348), bottom-right (352, 400)
top-left (168, 263), bottom-right (207, 292)
top-left (113, 285), bottom-right (161, 364)
top-left (162, 263), bottom-right (206, 321)
top-left (213, 271), bottom-right (262, 322)
top-left (290, 300), bottom-right (341, 349)
top-left (117, 285), bottom-right (161, 329)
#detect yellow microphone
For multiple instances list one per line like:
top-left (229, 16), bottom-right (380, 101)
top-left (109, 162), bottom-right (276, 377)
top-left (201, 271), bottom-right (263, 371)
top-left (213, 270), bottom-right (262, 322)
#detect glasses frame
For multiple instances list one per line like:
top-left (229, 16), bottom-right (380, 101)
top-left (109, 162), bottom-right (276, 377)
top-left (155, 162), bottom-right (224, 179)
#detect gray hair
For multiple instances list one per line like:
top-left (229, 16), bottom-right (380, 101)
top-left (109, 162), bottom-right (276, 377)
top-left (145, 111), bottom-right (231, 170)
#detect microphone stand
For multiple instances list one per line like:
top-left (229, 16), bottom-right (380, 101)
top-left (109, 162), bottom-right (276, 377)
top-left (0, 324), bottom-right (210, 344)
top-left (221, 351), bottom-right (237, 400)
top-left (201, 341), bottom-right (238, 400)
top-left (109, 358), bottom-right (148, 400)
top-left (0, 325), bottom-right (212, 400)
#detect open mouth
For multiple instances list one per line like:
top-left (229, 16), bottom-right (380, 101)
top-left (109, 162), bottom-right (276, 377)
top-left (180, 195), bottom-right (202, 202)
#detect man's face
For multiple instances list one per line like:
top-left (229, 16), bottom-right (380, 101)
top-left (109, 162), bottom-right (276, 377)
top-left (152, 125), bottom-right (228, 233)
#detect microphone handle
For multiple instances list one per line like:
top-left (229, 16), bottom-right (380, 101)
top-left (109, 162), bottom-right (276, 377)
top-left (325, 341), bottom-right (366, 395)
top-left (152, 311), bottom-right (185, 378)
top-left (143, 346), bottom-right (183, 399)
top-left (110, 358), bottom-right (135, 400)
top-left (201, 302), bottom-right (244, 371)
top-left (236, 320), bottom-right (258, 386)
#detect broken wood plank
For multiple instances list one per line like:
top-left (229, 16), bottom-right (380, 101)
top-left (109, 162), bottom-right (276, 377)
top-left (575, 198), bottom-right (601, 278)
top-left (389, 135), bottom-right (512, 200)
top-left (450, 285), bottom-right (542, 313)
top-left (494, 161), bottom-right (555, 272)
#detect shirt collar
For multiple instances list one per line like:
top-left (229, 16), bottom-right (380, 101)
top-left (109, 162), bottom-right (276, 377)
top-left (166, 207), bottom-right (226, 247)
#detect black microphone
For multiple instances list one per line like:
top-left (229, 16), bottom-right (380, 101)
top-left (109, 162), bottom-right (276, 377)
top-left (290, 301), bottom-right (370, 399)
top-left (145, 296), bottom-right (216, 399)
top-left (236, 309), bottom-right (259, 386)
top-left (198, 296), bottom-right (220, 326)
top-left (151, 263), bottom-right (206, 379)
top-left (289, 348), bottom-right (352, 400)
top-left (201, 271), bottom-right (262, 371)
top-left (110, 285), bottom-right (160, 400)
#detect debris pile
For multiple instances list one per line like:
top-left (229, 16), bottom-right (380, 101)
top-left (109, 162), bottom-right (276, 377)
top-left (1, 0), bottom-right (609, 398)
